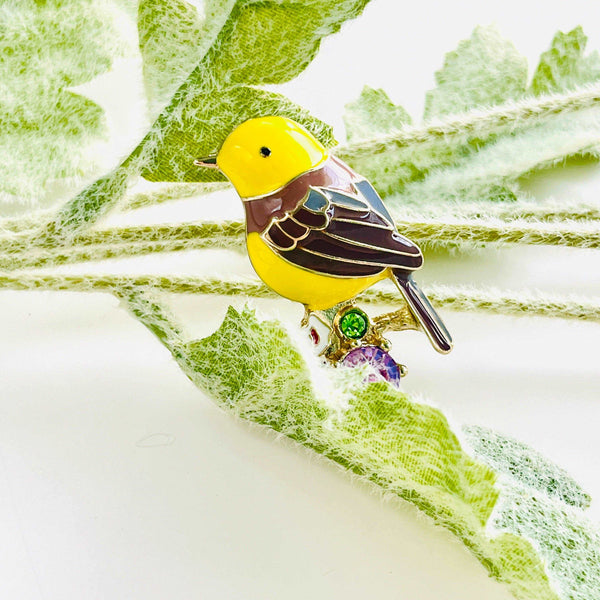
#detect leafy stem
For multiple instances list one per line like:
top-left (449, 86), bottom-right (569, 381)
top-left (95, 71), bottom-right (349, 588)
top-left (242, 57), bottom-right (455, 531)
top-left (2, 214), bottom-right (598, 273)
top-left (1, 81), bottom-right (596, 248)
top-left (0, 271), bottom-right (598, 324)
top-left (4, 13), bottom-right (600, 600)
top-left (336, 83), bottom-right (600, 162)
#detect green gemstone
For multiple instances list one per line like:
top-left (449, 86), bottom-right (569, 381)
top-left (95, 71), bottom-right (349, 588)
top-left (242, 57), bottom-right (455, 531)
top-left (339, 309), bottom-right (368, 339)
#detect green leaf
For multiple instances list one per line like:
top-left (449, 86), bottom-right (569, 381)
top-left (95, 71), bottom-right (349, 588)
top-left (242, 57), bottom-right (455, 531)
top-left (140, 0), bottom-right (370, 181)
top-left (50, 0), bottom-right (369, 237)
top-left (465, 426), bottom-right (591, 508)
top-left (341, 135), bottom-right (466, 198)
top-left (492, 487), bottom-right (600, 600)
top-left (138, 0), bottom-right (235, 114)
top-left (387, 107), bottom-right (600, 213)
top-left (531, 26), bottom-right (600, 96)
top-left (343, 85), bottom-right (411, 141)
top-left (186, 306), bottom-right (328, 439)
top-left (338, 26), bottom-right (539, 198)
top-left (465, 427), bottom-right (600, 600)
top-left (0, 0), bottom-right (130, 204)
top-left (138, 0), bottom-right (204, 110)
top-left (125, 295), bottom-right (594, 600)
top-left (338, 27), bottom-right (600, 202)
top-left (142, 86), bottom-right (335, 182)
top-left (424, 25), bottom-right (528, 119)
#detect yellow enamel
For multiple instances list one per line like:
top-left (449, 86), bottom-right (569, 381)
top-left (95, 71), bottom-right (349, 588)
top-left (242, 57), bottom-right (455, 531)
top-left (217, 116), bottom-right (328, 198)
top-left (247, 232), bottom-right (387, 310)
top-left (219, 117), bottom-right (388, 310)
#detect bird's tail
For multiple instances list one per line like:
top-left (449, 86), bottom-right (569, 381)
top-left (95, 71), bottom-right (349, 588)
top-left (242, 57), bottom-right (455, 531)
top-left (392, 272), bottom-right (453, 354)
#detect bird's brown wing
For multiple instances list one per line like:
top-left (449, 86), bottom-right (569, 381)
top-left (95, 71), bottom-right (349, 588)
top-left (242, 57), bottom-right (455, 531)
top-left (262, 186), bottom-right (423, 277)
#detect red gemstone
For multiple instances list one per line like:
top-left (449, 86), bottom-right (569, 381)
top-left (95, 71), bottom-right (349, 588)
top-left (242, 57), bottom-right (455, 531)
top-left (309, 328), bottom-right (320, 345)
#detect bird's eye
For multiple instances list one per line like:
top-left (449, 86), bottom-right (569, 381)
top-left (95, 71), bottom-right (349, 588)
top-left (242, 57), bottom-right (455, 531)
top-left (259, 146), bottom-right (271, 158)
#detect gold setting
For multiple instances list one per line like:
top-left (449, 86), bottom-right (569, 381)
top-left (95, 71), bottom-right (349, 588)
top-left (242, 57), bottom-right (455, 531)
top-left (304, 302), bottom-right (419, 377)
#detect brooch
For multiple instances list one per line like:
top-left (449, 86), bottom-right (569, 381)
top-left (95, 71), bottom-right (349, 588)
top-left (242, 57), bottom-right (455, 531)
top-left (195, 116), bottom-right (453, 381)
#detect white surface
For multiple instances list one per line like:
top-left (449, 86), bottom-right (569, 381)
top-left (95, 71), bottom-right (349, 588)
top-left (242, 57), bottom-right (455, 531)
top-left (2, 1), bottom-right (600, 598)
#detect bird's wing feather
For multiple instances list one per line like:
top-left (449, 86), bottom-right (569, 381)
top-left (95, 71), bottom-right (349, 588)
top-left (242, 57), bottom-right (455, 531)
top-left (353, 179), bottom-right (394, 222)
top-left (262, 185), bottom-right (423, 277)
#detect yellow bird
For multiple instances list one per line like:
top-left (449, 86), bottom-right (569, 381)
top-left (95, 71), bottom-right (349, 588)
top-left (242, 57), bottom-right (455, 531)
top-left (195, 116), bottom-right (453, 354)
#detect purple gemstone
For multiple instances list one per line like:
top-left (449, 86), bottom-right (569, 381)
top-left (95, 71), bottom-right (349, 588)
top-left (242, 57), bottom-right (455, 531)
top-left (341, 346), bottom-right (401, 387)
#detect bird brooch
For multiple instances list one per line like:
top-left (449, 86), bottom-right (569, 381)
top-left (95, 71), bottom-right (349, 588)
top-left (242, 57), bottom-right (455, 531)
top-left (195, 116), bottom-right (452, 384)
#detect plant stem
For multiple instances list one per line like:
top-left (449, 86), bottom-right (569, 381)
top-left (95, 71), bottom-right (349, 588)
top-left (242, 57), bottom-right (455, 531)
top-left (0, 272), bottom-right (598, 323)
top-left (401, 217), bottom-right (600, 248)
top-left (60, 216), bottom-right (600, 251)
top-left (336, 84), bottom-right (600, 162)
top-left (392, 198), bottom-right (600, 223)
top-left (0, 212), bottom-right (50, 236)
top-left (120, 181), bottom-right (231, 211)
top-left (2, 214), bottom-right (599, 271)
top-left (0, 222), bottom-right (244, 270)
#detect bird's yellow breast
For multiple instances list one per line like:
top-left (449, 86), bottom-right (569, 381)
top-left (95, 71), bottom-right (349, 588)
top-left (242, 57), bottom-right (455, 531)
top-left (246, 232), bottom-right (386, 311)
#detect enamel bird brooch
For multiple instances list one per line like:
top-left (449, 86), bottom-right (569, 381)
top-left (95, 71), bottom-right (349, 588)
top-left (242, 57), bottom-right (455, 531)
top-left (195, 116), bottom-right (452, 380)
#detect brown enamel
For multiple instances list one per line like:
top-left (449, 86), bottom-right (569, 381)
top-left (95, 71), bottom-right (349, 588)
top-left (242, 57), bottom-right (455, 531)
top-left (241, 155), bottom-right (453, 353)
top-left (243, 156), bottom-right (357, 233)
top-left (243, 155), bottom-right (423, 276)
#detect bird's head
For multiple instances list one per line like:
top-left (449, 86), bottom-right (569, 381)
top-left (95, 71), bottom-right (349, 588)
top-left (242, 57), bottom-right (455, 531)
top-left (195, 116), bottom-right (328, 199)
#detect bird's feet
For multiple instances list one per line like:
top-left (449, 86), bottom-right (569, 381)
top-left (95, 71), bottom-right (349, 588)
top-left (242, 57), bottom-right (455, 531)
top-left (300, 305), bottom-right (312, 328)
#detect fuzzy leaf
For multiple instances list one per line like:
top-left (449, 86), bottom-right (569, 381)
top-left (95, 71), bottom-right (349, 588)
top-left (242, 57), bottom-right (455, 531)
top-left (492, 487), bottom-right (600, 600)
top-left (138, 0), bottom-right (205, 110)
top-left (531, 27), bottom-right (600, 96)
top-left (140, 0), bottom-right (368, 182)
top-left (341, 135), bottom-right (468, 198)
top-left (339, 27), bottom-right (600, 202)
top-left (51, 0), bottom-right (368, 236)
top-left (386, 107), bottom-right (600, 214)
top-left (0, 0), bottom-right (130, 203)
top-left (343, 85), bottom-right (411, 141)
top-left (465, 427), bottom-right (599, 600)
top-left (465, 426), bottom-right (591, 508)
top-left (122, 294), bottom-right (600, 600)
top-left (424, 25), bottom-right (528, 119)
top-left (186, 305), bottom-right (328, 439)
top-left (142, 86), bottom-right (335, 183)
top-left (138, 0), bottom-right (234, 114)
top-left (342, 26), bottom-right (569, 198)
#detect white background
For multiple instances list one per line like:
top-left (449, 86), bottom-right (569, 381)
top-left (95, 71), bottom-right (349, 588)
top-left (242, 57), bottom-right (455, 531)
top-left (1, 0), bottom-right (600, 598)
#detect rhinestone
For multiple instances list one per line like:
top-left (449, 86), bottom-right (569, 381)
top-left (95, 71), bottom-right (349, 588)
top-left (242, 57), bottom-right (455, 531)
top-left (342, 346), bottom-right (402, 387)
top-left (339, 308), bottom-right (368, 339)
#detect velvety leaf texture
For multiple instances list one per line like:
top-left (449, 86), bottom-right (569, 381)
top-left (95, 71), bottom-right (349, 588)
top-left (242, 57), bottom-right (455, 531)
top-left (531, 26), bottom-right (600, 95)
top-left (142, 86), bottom-right (336, 183)
top-left (138, 0), bottom-right (206, 110)
top-left (50, 0), bottom-right (368, 236)
top-left (465, 426), bottom-right (599, 600)
top-left (464, 426), bottom-right (591, 509)
top-left (387, 108), bottom-right (600, 214)
top-left (341, 26), bottom-right (533, 197)
top-left (342, 25), bottom-right (600, 206)
top-left (138, 0), bottom-right (235, 114)
top-left (343, 85), bottom-right (412, 141)
top-left (424, 25), bottom-right (528, 119)
top-left (140, 0), bottom-right (369, 182)
top-left (0, 0), bottom-right (129, 201)
top-left (130, 299), bottom-right (600, 600)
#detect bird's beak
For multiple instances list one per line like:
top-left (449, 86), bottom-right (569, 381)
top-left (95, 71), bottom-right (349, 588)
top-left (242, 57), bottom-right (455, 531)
top-left (193, 154), bottom-right (220, 170)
